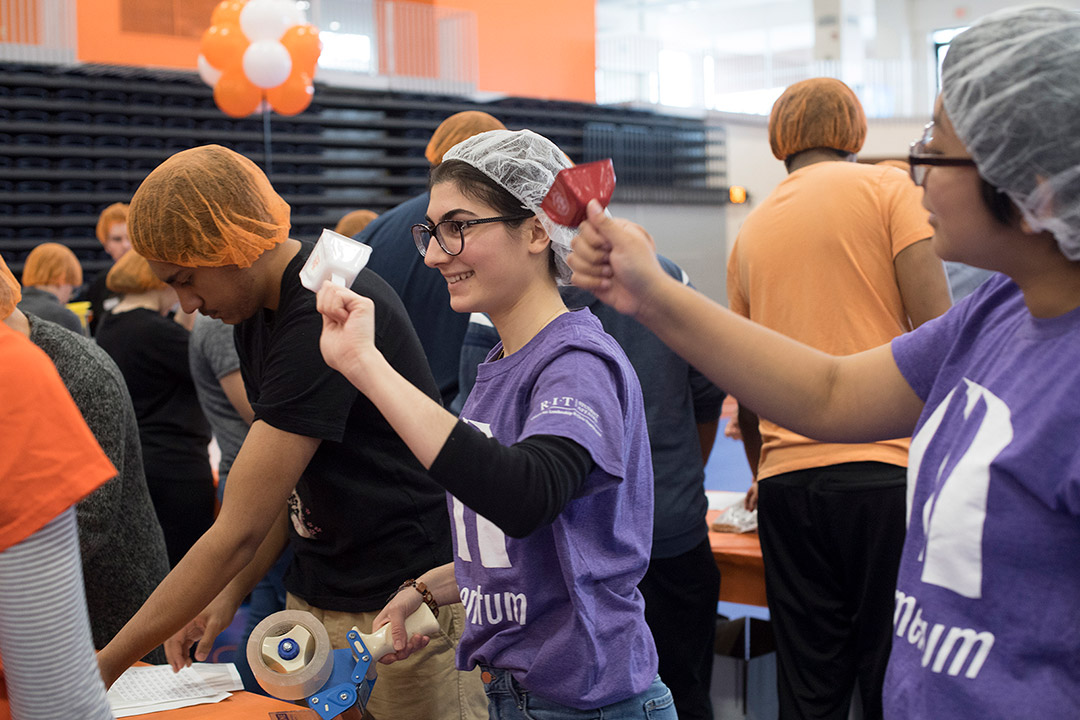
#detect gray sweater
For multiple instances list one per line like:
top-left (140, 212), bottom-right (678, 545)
top-left (27, 314), bottom-right (170, 662)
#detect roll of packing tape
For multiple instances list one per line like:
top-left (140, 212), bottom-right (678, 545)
top-left (247, 609), bottom-right (334, 700)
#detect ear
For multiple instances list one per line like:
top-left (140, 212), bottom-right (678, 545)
top-left (524, 216), bottom-right (552, 257)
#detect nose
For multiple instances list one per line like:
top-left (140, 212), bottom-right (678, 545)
top-left (174, 286), bottom-right (202, 314)
top-left (423, 236), bottom-right (450, 268)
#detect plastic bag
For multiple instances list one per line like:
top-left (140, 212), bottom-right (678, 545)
top-left (711, 498), bottom-right (758, 533)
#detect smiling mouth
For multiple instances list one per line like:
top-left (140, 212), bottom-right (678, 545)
top-left (445, 271), bottom-right (474, 285)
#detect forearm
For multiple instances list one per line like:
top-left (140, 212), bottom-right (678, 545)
top-left (429, 426), bottom-right (590, 538)
top-left (416, 563), bottom-right (460, 607)
top-left (634, 277), bottom-right (919, 442)
top-left (697, 419), bottom-right (719, 465)
top-left (99, 522), bottom-right (259, 685)
top-left (737, 405), bottom-right (762, 478)
top-left (344, 352), bottom-right (458, 469)
top-left (218, 506), bottom-right (290, 607)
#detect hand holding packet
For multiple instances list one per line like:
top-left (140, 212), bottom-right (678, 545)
top-left (299, 229), bottom-right (373, 292)
top-left (540, 158), bottom-right (616, 228)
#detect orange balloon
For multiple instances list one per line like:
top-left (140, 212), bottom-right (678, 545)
top-left (267, 70), bottom-right (313, 116)
top-left (211, 0), bottom-right (246, 29)
top-left (214, 70), bottom-right (263, 117)
top-left (201, 24), bottom-right (249, 72)
top-left (281, 24), bottom-right (322, 76)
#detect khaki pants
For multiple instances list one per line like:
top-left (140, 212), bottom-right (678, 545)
top-left (287, 593), bottom-right (488, 720)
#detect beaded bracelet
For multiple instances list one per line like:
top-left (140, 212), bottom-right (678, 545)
top-left (388, 579), bottom-right (439, 618)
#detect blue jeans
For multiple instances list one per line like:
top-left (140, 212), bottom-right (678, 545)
top-left (481, 666), bottom-right (677, 720)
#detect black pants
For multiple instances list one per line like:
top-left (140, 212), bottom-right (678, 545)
top-left (639, 536), bottom-right (721, 720)
top-left (757, 462), bottom-right (906, 720)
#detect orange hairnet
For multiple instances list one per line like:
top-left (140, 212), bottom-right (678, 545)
top-left (0, 253), bottom-right (20, 319)
top-left (96, 202), bottom-right (129, 246)
top-left (769, 78), bottom-right (867, 161)
top-left (334, 209), bottom-right (379, 238)
top-left (106, 249), bottom-right (166, 294)
top-left (425, 111), bottom-right (507, 166)
top-left (22, 243), bottom-right (83, 287)
top-left (128, 145), bottom-right (291, 268)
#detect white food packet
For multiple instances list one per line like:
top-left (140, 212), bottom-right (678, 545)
top-left (299, 229), bottom-right (373, 292)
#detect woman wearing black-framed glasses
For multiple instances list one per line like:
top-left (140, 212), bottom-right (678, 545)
top-left (569, 7), bottom-right (1080, 719)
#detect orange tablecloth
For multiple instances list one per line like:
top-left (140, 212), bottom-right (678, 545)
top-left (125, 690), bottom-right (305, 718)
top-left (708, 509), bottom-right (767, 607)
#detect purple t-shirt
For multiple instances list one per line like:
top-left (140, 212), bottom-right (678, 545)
top-left (454, 308), bottom-right (657, 709)
top-left (889, 274), bottom-right (1080, 718)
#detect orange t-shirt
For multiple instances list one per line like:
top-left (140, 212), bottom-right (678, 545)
top-left (727, 161), bottom-right (933, 479)
top-left (0, 323), bottom-right (115, 552)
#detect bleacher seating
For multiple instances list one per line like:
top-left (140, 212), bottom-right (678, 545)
top-left (0, 61), bottom-right (727, 277)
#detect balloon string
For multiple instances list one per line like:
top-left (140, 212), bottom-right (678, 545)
top-left (263, 93), bottom-right (273, 180)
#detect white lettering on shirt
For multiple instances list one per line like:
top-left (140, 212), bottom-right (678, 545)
top-left (452, 419), bottom-right (511, 568)
top-left (532, 395), bottom-right (603, 437)
top-left (894, 590), bottom-right (995, 679)
top-left (460, 584), bottom-right (527, 626)
top-left (907, 379), bottom-right (1012, 599)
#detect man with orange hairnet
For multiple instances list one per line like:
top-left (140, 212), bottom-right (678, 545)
top-left (730, 78), bottom-right (950, 719)
top-left (16, 242), bottom-right (86, 334)
top-left (357, 111), bottom-right (507, 407)
top-left (80, 202), bottom-right (132, 334)
top-left (96, 145), bottom-right (486, 720)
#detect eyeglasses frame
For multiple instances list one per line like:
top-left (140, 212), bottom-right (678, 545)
top-left (411, 214), bottom-right (535, 257)
top-left (908, 122), bottom-right (977, 186)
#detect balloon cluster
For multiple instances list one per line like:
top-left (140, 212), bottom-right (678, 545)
top-left (198, 0), bottom-right (322, 117)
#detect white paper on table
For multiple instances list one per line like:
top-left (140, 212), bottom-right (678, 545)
top-left (107, 663), bottom-right (243, 717)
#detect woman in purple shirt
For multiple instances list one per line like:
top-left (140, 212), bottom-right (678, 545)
top-left (317, 129), bottom-right (675, 719)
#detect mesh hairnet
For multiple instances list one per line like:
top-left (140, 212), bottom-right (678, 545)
top-left (426, 111), bottom-right (507, 166)
top-left (128, 145), bottom-right (291, 268)
top-left (769, 78), bottom-right (867, 161)
top-left (106, 249), bottom-right (166, 294)
top-left (22, 243), bottom-right (83, 287)
top-left (442, 129), bottom-right (575, 283)
top-left (334, 209), bottom-right (379, 238)
top-left (0, 254), bottom-right (20, 319)
top-left (942, 6), bottom-right (1080, 259)
top-left (96, 202), bottom-right (129, 245)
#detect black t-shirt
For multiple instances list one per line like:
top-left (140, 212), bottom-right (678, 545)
top-left (80, 267), bottom-right (119, 336)
top-left (96, 308), bottom-right (213, 484)
top-left (235, 241), bottom-right (452, 611)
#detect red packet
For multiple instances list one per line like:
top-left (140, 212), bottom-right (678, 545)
top-left (541, 158), bottom-right (616, 228)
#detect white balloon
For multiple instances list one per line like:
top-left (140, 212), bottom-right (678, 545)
top-left (240, 0), bottom-right (297, 42)
top-left (281, 0), bottom-right (305, 28)
top-left (197, 54), bottom-right (222, 88)
top-left (243, 41), bottom-right (293, 89)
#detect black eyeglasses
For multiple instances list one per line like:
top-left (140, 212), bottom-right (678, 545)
top-left (411, 214), bottom-right (534, 257)
top-left (908, 122), bottom-right (978, 186)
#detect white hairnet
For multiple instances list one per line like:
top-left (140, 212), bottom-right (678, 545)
top-left (942, 6), bottom-right (1080, 259)
top-left (442, 129), bottom-right (575, 283)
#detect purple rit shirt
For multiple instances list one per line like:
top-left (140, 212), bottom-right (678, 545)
top-left (888, 274), bottom-right (1080, 718)
top-left (453, 308), bottom-right (657, 710)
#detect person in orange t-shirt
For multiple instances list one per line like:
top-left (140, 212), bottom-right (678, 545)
top-left (726, 79), bottom-right (951, 720)
top-left (0, 257), bottom-right (117, 720)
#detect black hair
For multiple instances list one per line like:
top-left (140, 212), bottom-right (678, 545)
top-left (979, 178), bottom-right (1021, 226)
top-left (430, 160), bottom-right (530, 228)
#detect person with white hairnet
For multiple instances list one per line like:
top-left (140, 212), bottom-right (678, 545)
top-left (569, 6), bottom-right (1080, 717)
top-left (317, 129), bottom-right (676, 719)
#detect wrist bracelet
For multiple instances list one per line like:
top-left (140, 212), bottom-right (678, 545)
top-left (388, 579), bottom-right (439, 618)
